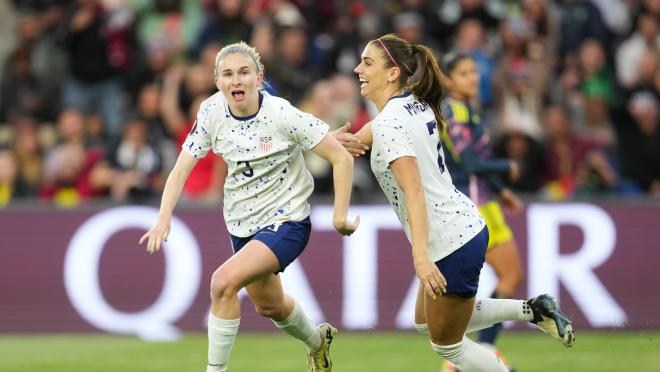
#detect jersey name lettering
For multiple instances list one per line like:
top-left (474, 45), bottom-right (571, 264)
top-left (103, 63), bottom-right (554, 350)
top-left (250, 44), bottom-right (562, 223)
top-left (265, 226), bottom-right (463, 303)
top-left (403, 101), bottom-right (428, 116)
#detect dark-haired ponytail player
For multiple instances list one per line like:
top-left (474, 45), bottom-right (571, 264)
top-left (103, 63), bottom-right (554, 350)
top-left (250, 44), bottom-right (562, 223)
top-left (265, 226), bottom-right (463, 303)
top-left (334, 34), bottom-right (574, 371)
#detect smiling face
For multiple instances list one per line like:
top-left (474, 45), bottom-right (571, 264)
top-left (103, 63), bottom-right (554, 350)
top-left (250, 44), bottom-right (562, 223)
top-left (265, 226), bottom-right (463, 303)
top-left (216, 52), bottom-right (264, 116)
top-left (354, 42), bottom-right (401, 109)
top-left (445, 57), bottom-right (479, 101)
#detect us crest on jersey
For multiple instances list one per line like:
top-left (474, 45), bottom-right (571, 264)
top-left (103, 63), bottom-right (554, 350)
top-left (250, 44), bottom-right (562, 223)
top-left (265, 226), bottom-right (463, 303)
top-left (259, 135), bottom-right (273, 152)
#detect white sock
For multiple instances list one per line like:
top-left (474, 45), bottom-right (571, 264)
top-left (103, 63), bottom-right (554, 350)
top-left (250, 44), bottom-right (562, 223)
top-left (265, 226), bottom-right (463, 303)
top-left (431, 337), bottom-right (508, 372)
top-left (207, 313), bottom-right (240, 372)
top-left (466, 298), bottom-right (533, 334)
top-left (415, 298), bottom-right (533, 337)
top-left (273, 300), bottom-right (322, 351)
top-left (415, 323), bottom-right (429, 335)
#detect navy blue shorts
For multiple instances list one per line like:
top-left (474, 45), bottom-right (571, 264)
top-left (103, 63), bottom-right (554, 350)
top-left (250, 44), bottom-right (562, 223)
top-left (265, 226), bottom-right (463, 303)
top-left (229, 217), bottom-right (312, 273)
top-left (435, 226), bottom-right (489, 298)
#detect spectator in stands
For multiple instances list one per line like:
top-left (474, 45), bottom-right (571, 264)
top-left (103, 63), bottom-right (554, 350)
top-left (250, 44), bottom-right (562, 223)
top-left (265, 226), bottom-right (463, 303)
top-left (193, 0), bottom-right (251, 58)
top-left (199, 42), bottom-right (223, 79)
top-left (452, 19), bottom-right (496, 107)
top-left (616, 14), bottom-right (660, 89)
top-left (39, 141), bottom-right (105, 206)
top-left (132, 84), bottom-right (165, 138)
top-left (590, 0), bottom-right (631, 36)
top-left (268, 25), bottom-right (317, 104)
top-left (637, 0), bottom-right (660, 22)
top-left (0, 10), bottom-right (65, 123)
top-left (124, 37), bottom-right (170, 104)
top-left (613, 90), bottom-right (660, 195)
top-left (12, 116), bottom-right (44, 197)
top-left (21, 4), bottom-right (69, 91)
top-left (542, 105), bottom-right (618, 199)
top-left (0, 0), bottom-right (658, 203)
top-left (38, 108), bottom-right (106, 205)
top-left (0, 44), bottom-right (57, 123)
top-left (102, 117), bottom-right (165, 201)
top-left (133, 0), bottom-right (203, 60)
top-left (55, 108), bottom-right (87, 147)
top-left (557, 0), bottom-right (609, 59)
top-left (493, 132), bottom-right (546, 192)
top-left (438, 0), bottom-right (502, 39)
top-left (322, 11), bottom-right (378, 77)
top-left (159, 64), bottom-right (225, 202)
top-left (177, 61), bottom-right (217, 115)
top-left (381, 0), bottom-right (445, 47)
top-left (577, 39), bottom-right (617, 144)
top-left (554, 39), bottom-right (615, 141)
top-left (250, 19), bottom-right (276, 70)
top-left (58, 0), bottom-right (133, 139)
top-left (392, 11), bottom-right (440, 52)
top-left (522, 0), bottom-right (559, 53)
top-left (492, 51), bottom-right (547, 193)
top-left (494, 20), bottom-right (547, 142)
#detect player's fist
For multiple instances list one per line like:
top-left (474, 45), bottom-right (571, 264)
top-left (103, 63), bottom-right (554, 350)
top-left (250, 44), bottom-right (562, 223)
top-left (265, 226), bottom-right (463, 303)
top-left (333, 215), bottom-right (360, 236)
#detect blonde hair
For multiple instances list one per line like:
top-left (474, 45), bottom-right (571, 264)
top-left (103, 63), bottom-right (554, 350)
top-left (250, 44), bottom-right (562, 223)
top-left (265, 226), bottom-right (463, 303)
top-left (214, 41), bottom-right (265, 78)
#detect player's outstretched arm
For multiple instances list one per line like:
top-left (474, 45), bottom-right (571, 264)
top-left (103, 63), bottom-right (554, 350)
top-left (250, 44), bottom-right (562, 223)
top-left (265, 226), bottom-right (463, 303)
top-left (390, 156), bottom-right (446, 299)
top-left (139, 151), bottom-right (199, 254)
top-left (331, 122), bottom-right (371, 157)
top-left (312, 134), bottom-right (360, 236)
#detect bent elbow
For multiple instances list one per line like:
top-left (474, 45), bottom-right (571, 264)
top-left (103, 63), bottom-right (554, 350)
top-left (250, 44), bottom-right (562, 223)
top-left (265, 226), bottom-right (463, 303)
top-left (334, 150), bottom-right (354, 168)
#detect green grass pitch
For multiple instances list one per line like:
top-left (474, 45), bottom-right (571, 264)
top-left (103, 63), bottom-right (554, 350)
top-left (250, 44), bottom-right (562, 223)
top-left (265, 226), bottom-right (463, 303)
top-left (1, 331), bottom-right (658, 371)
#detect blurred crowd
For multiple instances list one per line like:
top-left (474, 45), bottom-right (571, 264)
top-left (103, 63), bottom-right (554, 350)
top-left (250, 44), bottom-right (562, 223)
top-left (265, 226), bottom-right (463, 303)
top-left (0, 0), bottom-right (658, 208)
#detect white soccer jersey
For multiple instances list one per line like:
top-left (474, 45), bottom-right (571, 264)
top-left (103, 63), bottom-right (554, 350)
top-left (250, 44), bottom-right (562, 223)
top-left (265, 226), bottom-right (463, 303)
top-left (370, 92), bottom-right (485, 262)
top-left (183, 91), bottom-right (329, 237)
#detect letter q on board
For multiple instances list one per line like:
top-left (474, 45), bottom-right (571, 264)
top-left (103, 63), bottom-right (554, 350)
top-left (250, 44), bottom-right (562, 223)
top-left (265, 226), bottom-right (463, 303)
top-left (64, 206), bottom-right (202, 341)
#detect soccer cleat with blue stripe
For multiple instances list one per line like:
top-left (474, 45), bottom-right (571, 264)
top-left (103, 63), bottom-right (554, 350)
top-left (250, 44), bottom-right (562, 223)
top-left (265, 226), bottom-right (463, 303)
top-left (306, 323), bottom-right (337, 371)
top-left (527, 294), bottom-right (576, 347)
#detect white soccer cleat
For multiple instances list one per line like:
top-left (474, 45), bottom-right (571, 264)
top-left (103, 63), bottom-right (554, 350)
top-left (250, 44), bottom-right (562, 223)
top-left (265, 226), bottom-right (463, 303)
top-left (527, 294), bottom-right (576, 347)
top-left (306, 323), bottom-right (337, 372)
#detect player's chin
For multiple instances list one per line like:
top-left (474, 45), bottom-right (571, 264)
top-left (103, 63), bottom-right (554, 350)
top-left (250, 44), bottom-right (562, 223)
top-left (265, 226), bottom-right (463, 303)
top-left (231, 100), bottom-right (247, 110)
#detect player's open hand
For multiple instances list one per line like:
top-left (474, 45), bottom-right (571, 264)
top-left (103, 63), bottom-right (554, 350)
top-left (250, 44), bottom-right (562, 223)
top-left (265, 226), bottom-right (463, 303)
top-left (414, 258), bottom-right (447, 300)
top-left (331, 122), bottom-right (369, 157)
top-left (139, 217), bottom-right (171, 255)
top-left (333, 215), bottom-right (360, 236)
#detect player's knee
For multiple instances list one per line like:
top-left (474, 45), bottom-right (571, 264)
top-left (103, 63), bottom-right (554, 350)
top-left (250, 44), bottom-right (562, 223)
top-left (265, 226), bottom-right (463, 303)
top-left (429, 327), bottom-right (463, 345)
top-left (253, 303), bottom-right (282, 319)
top-left (430, 333), bottom-right (463, 346)
top-left (210, 269), bottom-right (241, 300)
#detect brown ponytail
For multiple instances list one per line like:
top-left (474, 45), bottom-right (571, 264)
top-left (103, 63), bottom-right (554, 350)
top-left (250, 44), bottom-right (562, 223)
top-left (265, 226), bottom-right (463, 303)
top-left (371, 33), bottom-right (448, 132)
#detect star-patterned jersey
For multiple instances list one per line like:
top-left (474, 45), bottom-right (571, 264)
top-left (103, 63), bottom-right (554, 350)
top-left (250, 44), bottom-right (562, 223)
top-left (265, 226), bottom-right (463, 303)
top-left (183, 91), bottom-right (329, 237)
top-left (370, 92), bottom-right (485, 262)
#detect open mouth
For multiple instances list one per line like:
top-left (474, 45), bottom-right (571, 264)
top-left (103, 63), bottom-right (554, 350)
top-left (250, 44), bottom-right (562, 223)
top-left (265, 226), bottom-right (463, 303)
top-left (231, 90), bottom-right (246, 101)
top-left (358, 77), bottom-right (368, 89)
